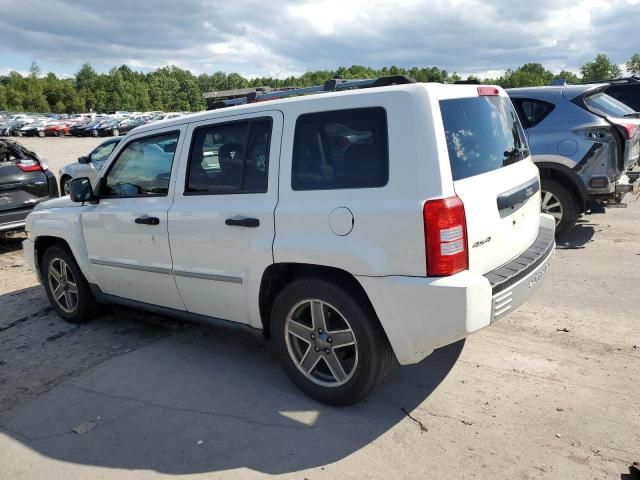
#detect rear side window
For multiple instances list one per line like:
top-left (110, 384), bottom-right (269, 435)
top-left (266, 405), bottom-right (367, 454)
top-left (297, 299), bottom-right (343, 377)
top-left (440, 96), bottom-right (528, 181)
top-left (292, 107), bottom-right (388, 190)
top-left (512, 98), bottom-right (555, 128)
top-left (585, 92), bottom-right (635, 117)
top-left (186, 118), bottom-right (271, 194)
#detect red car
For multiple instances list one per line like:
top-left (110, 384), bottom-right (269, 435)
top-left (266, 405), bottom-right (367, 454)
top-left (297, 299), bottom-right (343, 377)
top-left (44, 123), bottom-right (70, 137)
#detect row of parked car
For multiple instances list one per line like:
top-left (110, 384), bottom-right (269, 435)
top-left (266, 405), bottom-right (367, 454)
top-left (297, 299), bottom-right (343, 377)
top-left (2, 74), bottom-right (639, 404)
top-left (0, 111), bottom-right (185, 138)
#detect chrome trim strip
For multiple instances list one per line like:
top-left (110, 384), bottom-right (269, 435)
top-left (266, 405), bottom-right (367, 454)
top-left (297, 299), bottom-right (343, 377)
top-left (173, 270), bottom-right (242, 284)
top-left (89, 259), bottom-right (171, 275)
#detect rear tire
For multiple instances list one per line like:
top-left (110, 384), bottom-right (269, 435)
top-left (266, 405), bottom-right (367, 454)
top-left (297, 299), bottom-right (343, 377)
top-left (271, 278), bottom-right (394, 405)
top-left (540, 179), bottom-right (578, 236)
top-left (60, 175), bottom-right (72, 196)
top-left (42, 245), bottom-right (97, 324)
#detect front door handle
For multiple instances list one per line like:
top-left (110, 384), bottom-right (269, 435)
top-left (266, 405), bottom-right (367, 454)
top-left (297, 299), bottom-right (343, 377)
top-left (225, 216), bottom-right (260, 228)
top-left (135, 215), bottom-right (160, 225)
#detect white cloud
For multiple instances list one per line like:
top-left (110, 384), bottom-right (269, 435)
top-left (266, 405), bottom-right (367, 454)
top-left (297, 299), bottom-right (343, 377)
top-left (0, 0), bottom-right (637, 78)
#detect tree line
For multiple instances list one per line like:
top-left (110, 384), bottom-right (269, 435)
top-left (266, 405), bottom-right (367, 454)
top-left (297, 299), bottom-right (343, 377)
top-left (0, 53), bottom-right (638, 114)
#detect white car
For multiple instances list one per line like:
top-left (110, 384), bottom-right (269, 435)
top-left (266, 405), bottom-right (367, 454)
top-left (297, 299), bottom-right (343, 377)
top-left (58, 137), bottom-right (123, 194)
top-left (24, 78), bottom-right (555, 405)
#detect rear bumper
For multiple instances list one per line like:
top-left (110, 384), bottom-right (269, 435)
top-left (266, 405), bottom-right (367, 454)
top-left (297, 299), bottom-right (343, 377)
top-left (358, 214), bottom-right (555, 365)
top-left (0, 207), bottom-right (32, 232)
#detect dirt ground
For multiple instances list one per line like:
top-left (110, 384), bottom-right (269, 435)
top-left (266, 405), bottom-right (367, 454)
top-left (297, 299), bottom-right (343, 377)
top-left (0, 138), bottom-right (639, 480)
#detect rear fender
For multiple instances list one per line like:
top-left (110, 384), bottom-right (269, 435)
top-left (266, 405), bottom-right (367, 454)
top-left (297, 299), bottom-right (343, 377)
top-left (534, 158), bottom-right (590, 208)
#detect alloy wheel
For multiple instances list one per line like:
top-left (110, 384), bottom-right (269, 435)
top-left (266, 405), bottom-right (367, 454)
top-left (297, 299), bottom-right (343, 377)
top-left (285, 299), bottom-right (358, 387)
top-left (62, 178), bottom-right (71, 195)
top-left (48, 258), bottom-right (79, 314)
top-left (541, 190), bottom-right (563, 225)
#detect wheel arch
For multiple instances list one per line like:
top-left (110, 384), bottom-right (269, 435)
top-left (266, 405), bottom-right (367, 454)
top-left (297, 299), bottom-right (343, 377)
top-left (258, 263), bottom-right (384, 342)
top-left (535, 161), bottom-right (589, 213)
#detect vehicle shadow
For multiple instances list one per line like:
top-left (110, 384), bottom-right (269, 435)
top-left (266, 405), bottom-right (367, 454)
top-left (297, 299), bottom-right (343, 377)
top-left (0, 314), bottom-right (465, 475)
top-left (0, 233), bottom-right (25, 254)
top-left (556, 221), bottom-right (595, 250)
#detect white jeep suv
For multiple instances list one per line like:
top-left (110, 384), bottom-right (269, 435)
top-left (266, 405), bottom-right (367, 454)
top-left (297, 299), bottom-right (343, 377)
top-left (24, 78), bottom-right (555, 405)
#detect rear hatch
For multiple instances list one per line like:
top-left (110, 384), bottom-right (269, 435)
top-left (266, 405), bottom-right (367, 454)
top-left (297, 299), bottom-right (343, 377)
top-left (0, 144), bottom-right (51, 213)
top-left (581, 91), bottom-right (640, 171)
top-left (439, 87), bottom-right (542, 275)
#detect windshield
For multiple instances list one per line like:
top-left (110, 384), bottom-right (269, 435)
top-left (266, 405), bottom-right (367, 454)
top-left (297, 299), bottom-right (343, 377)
top-left (585, 92), bottom-right (636, 117)
top-left (440, 95), bottom-right (529, 181)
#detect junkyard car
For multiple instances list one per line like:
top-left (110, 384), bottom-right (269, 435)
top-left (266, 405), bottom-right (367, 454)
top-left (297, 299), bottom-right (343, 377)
top-left (508, 85), bottom-right (640, 234)
top-left (24, 78), bottom-right (554, 404)
top-left (58, 137), bottom-right (123, 194)
top-left (0, 139), bottom-right (58, 233)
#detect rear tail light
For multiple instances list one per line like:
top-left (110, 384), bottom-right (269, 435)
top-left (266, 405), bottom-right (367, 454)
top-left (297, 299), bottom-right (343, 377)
top-left (618, 123), bottom-right (638, 140)
top-left (423, 196), bottom-right (468, 276)
top-left (16, 159), bottom-right (43, 172)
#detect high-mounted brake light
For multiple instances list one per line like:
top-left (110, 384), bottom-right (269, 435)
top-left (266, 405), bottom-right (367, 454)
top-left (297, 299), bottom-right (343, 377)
top-left (16, 160), bottom-right (43, 172)
top-left (618, 123), bottom-right (638, 140)
top-left (477, 86), bottom-right (500, 96)
top-left (423, 196), bottom-right (468, 276)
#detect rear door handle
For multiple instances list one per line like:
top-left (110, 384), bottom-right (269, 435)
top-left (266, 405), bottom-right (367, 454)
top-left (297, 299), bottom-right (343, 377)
top-left (135, 215), bottom-right (160, 225)
top-left (225, 216), bottom-right (260, 228)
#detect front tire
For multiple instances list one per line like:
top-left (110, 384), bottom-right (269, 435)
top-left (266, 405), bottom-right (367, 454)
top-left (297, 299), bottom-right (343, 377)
top-left (112, 129), bottom-right (119, 136)
top-left (271, 278), bottom-right (393, 405)
top-left (42, 245), bottom-right (97, 323)
top-left (540, 179), bottom-right (578, 237)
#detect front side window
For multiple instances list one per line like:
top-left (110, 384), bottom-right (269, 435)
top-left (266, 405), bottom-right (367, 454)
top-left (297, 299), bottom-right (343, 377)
top-left (91, 141), bottom-right (119, 163)
top-left (103, 132), bottom-right (179, 197)
top-left (186, 118), bottom-right (271, 194)
top-left (292, 107), bottom-right (389, 190)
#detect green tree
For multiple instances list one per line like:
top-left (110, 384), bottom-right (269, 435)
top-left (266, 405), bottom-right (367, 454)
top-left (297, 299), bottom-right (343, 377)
top-left (553, 70), bottom-right (581, 84)
top-left (580, 54), bottom-right (622, 82)
top-left (499, 63), bottom-right (554, 88)
top-left (626, 53), bottom-right (640, 76)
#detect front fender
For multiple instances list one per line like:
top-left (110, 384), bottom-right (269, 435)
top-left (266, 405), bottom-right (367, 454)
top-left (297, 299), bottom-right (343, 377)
top-left (26, 208), bottom-right (95, 284)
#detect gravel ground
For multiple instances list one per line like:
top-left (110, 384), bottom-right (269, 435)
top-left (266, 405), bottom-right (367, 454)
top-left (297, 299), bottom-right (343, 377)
top-left (0, 138), bottom-right (639, 479)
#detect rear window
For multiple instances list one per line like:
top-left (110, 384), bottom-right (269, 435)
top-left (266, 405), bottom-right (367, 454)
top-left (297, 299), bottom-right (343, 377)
top-left (584, 92), bottom-right (635, 117)
top-left (605, 85), bottom-right (640, 111)
top-left (440, 96), bottom-right (528, 181)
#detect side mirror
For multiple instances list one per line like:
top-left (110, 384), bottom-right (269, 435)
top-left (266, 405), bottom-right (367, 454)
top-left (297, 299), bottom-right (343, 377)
top-left (69, 177), bottom-right (96, 203)
top-left (78, 156), bottom-right (89, 164)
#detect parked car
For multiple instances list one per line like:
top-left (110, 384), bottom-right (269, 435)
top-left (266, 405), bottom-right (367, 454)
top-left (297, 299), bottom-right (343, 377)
top-left (98, 118), bottom-right (146, 136)
top-left (24, 78), bottom-right (555, 405)
top-left (44, 122), bottom-right (70, 137)
top-left (74, 120), bottom-right (106, 137)
top-left (17, 121), bottom-right (49, 137)
top-left (0, 139), bottom-right (58, 233)
top-left (3, 119), bottom-right (32, 136)
top-left (58, 137), bottom-right (123, 194)
top-left (68, 122), bottom-right (90, 136)
top-left (508, 84), bottom-right (640, 235)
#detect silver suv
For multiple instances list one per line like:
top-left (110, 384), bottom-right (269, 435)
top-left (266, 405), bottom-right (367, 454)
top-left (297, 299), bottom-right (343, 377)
top-left (508, 84), bottom-right (640, 235)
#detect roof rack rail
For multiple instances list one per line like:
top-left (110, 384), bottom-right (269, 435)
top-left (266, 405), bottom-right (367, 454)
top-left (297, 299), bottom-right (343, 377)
top-left (203, 75), bottom-right (417, 110)
top-left (580, 76), bottom-right (640, 85)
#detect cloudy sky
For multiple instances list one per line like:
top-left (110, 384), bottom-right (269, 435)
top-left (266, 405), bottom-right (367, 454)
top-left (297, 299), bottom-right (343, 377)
top-left (0, 0), bottom-right (638, 79)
